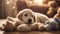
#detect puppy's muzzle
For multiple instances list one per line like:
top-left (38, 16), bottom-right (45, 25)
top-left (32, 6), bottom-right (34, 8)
top-left (28, 19), bottom-right (32, 24)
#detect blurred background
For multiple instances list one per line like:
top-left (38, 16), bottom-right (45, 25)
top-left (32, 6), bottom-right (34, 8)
top-left (0, 0), bottom-right (60, 19)
top-left (0, 0), bottom-right (60, 34)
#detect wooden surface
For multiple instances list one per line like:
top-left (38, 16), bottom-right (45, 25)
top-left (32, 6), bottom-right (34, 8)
top-left (0, 19), bottom-right (60, 34)
top-left (0, 31), bottom-right (60, 34)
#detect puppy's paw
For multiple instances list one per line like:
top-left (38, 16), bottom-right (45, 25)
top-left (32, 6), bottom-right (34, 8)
top-left (17, 24), bottom-right (31, 32)
top-left (38, 23), bottom-right (45, 31)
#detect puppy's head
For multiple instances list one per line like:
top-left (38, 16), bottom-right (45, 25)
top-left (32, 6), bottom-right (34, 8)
top-left (16, 9), bottom-right (35, 24)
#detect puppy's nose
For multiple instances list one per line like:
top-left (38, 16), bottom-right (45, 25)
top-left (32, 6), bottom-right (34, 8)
top-left (28, 19), bottom-right (32, 24)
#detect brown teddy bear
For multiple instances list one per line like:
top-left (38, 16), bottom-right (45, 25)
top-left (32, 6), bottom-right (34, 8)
top-left (0, 17), bottom-right (22, 32)
top-left (0, 21), bottom-right (16, 32)
top-left (47, 0), bottom-right (60, 18)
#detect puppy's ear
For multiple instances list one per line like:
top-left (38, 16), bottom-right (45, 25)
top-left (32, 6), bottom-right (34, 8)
top-left (16, 11), bottom-right (23, 20)
top-left (34, 16), bottom-right (35, 23)
top-left (33, 13), bottom-right (36, 23)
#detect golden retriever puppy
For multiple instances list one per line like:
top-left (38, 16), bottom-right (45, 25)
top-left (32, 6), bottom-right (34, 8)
top-left (16, 9), bottom-right (35, 24)
top-left (7, 9), bottom-right (49, 24)
top-left (17, 9), bottom-right (49, 24)
top-left (16, 9), bottom-right (49, 31)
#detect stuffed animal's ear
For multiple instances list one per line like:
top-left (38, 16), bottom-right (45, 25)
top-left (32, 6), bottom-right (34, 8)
top-left (57, 7), bottom-right (60, 15)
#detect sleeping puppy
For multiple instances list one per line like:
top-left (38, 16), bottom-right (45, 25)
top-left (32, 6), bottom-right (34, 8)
top-left (16, 9), bottom-right (49, 31)
top-left (45, 7), bottom-right (60, 31)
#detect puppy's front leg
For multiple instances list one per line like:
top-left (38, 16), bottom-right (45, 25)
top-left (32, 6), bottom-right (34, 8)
top-left (17, 24), bottom-right (31, 32)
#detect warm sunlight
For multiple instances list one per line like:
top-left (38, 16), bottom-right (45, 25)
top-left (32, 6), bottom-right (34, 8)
top-left (33, 0), bottom-right (43, 5)
top-left (6, 1), bottom-right (10, 4)
top-left (25, 0), bottom-right (44, 6)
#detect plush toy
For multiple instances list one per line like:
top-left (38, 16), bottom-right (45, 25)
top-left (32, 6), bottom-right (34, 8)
top-left (45, 18), bottom-right (59, 31)
top-left (54, 7), bottom-right (60, 30)
top-left (45, 7), bottom-right (60, 31)
top-left (0, 21), bottom-right (16, 32)
top-left (0, 17), bottom-right (22, 32)
top-left (47, 0), bottom-right (60, 18)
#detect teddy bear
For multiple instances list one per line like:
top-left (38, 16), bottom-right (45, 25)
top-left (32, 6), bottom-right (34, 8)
top-left (45, 7), bottom-right (60, 31)
top-left (0, 21), bottom-right (16, 32)
top-left (47, 0), bottom-right (60, 18)
top-left (0, 17), bottom-right (22, 32)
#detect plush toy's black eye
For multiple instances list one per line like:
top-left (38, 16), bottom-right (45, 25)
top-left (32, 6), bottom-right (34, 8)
top-left (24, 14), bottom-right (28, 16)
top-left (46, 22), bottom-right (50, 24)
